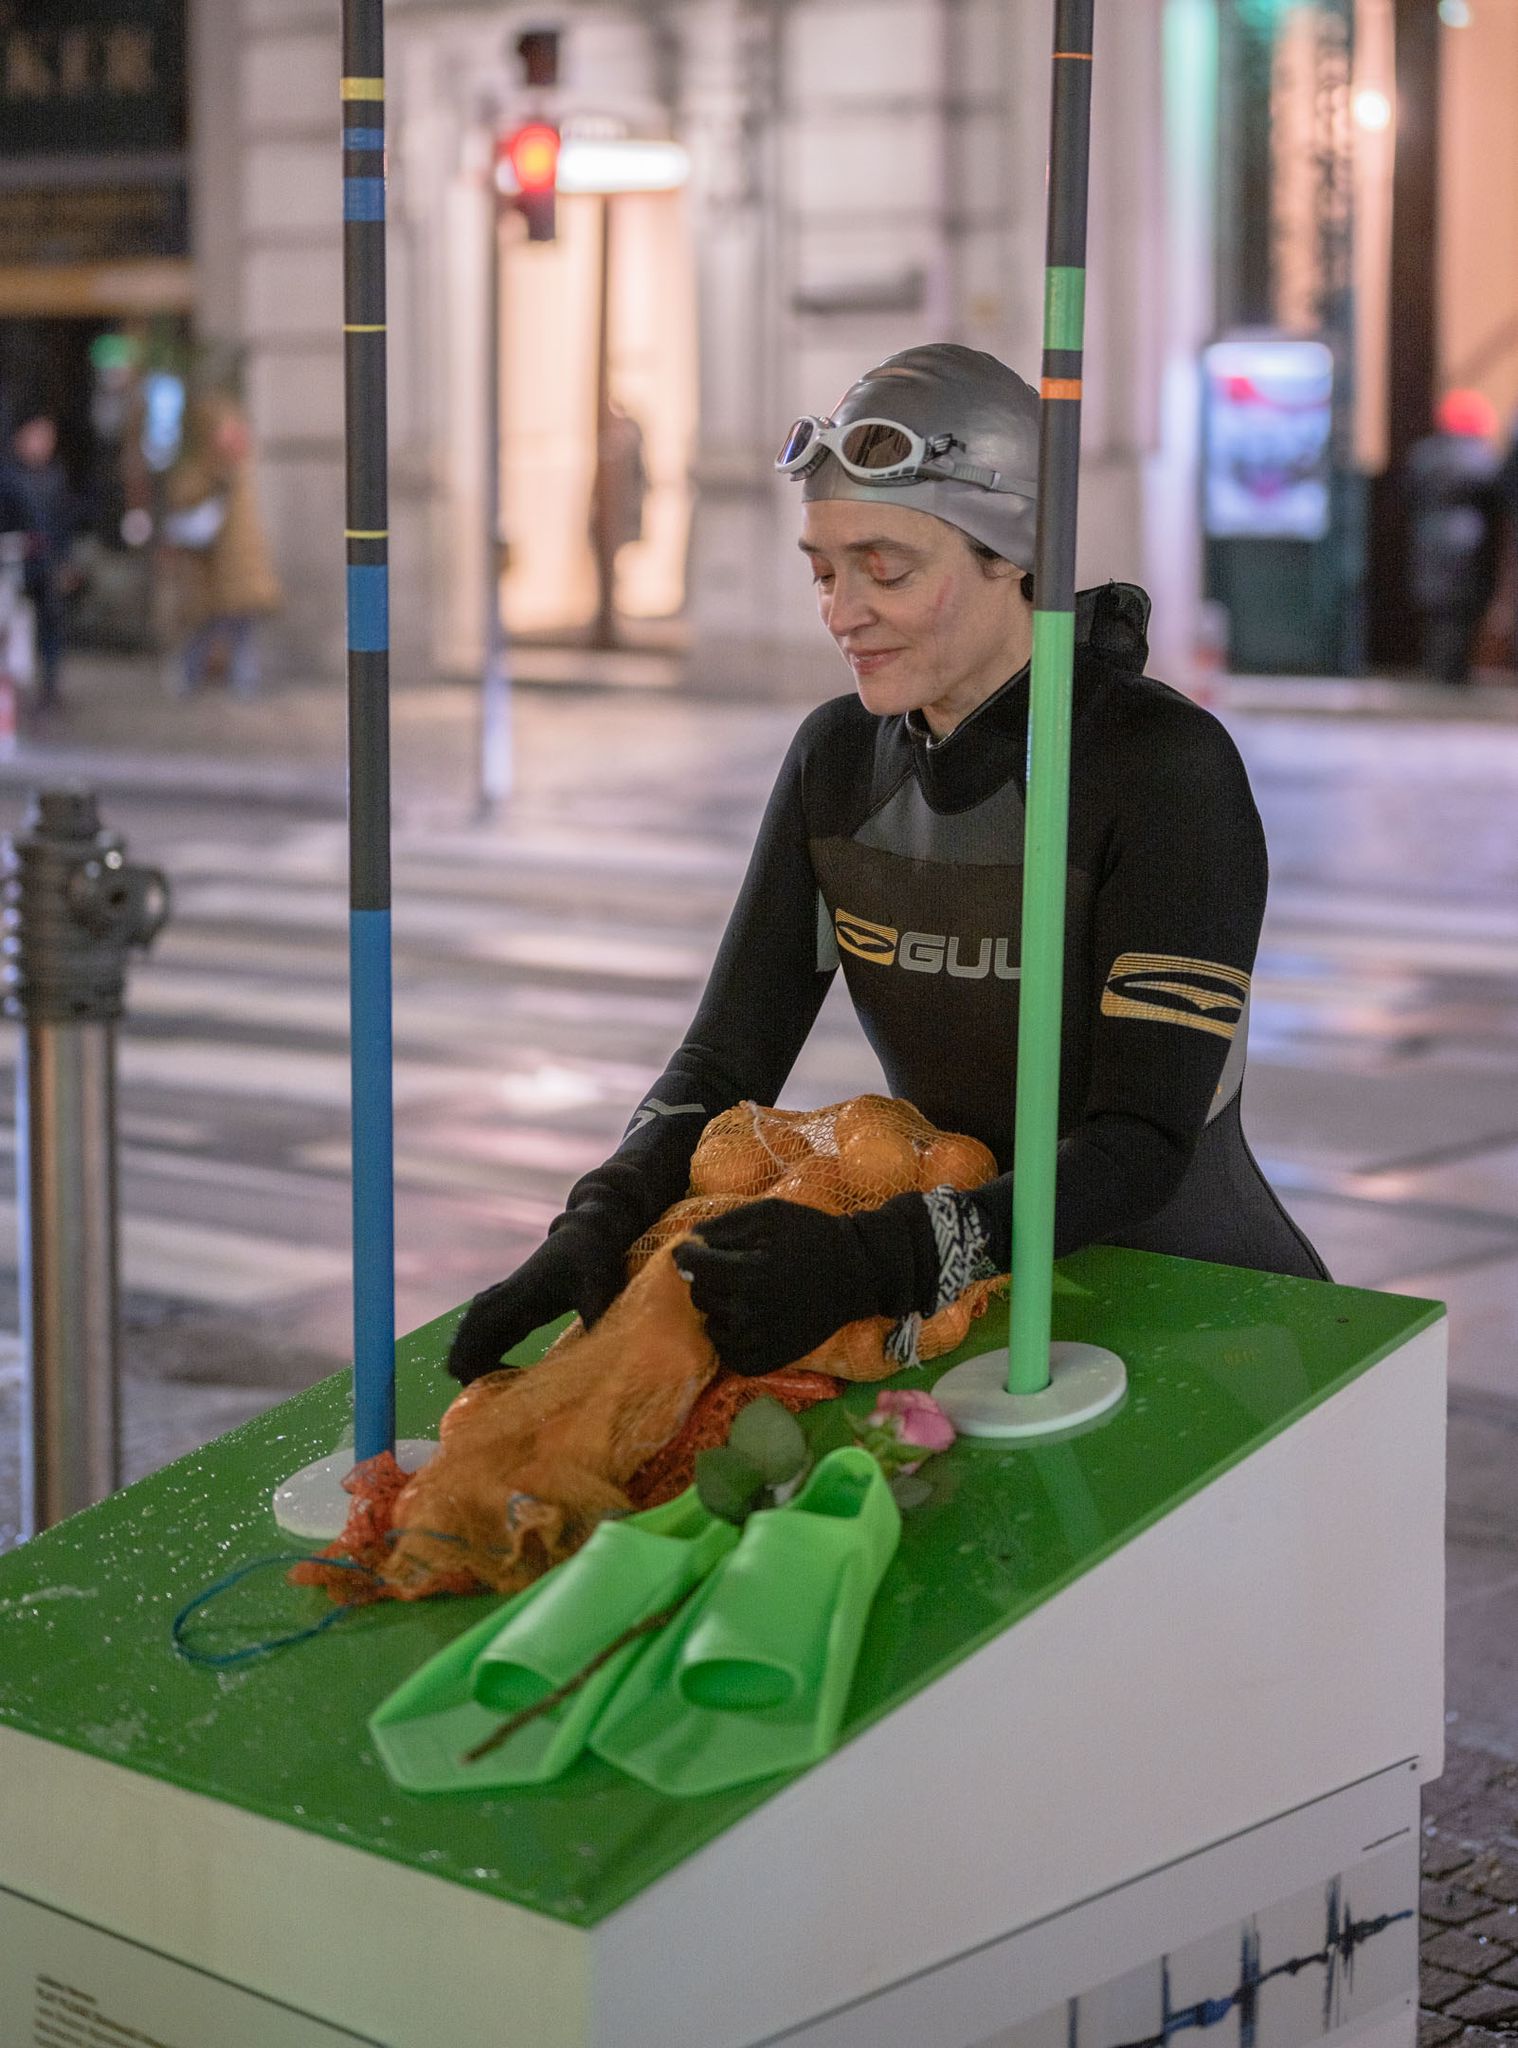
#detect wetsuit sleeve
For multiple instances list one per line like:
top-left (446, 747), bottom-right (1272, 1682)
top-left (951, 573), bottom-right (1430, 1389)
top-left (937, 705), bottom-right (1267, 1281)
top-left (1049, 710), bottom-right (1266, 1252)
top-left (553, 716), bottom-right (837, 1246)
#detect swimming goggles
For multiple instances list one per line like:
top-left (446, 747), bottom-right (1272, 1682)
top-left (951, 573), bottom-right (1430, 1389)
top-left (774, 415), bottom-right (1002, 490)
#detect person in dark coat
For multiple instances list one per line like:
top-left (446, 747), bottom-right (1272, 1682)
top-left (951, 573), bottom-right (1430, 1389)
top-left (1405, 389), bottom-right (1501, 685)
top-left (1496, 414), bottom-right (1518, 672)
top-left (0, 415), bottom-right (78, 709)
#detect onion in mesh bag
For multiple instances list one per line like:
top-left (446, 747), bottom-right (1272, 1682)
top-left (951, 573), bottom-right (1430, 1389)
top-left (662, 1095), bottom-right (1006, 1379)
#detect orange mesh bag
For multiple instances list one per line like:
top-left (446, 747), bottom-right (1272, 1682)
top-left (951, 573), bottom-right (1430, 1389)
top-left (293, 1246), bottom-right (721, 1604)
top-left (379, 1245), bottom-right (719, 1598)
top-left (627, 1094), bottom-right (1007, 1383)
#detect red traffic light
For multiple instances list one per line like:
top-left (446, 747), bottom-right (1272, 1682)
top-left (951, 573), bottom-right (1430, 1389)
top-left (505, 122), bottom-right (559, 195)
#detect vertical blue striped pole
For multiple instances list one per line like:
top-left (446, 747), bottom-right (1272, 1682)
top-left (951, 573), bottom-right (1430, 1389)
top-left (1006, 0), bottom-right (1095, 1394)
top-left (341, 3), bottom-right (396, 1461)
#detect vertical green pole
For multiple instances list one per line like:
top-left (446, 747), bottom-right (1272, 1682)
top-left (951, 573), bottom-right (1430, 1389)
top-left (340, 0), bottom-right (397, 1460)
top-left (1007, 0), bottom-right (1094, 1396)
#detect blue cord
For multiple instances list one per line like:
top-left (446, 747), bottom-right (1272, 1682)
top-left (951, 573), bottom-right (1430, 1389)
top-left (171, 1554), bottom-right (383, 1668)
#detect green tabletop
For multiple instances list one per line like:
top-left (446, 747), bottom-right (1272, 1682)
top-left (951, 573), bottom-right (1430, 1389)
top-left (0, 1248), bottom-right (1440, 1928)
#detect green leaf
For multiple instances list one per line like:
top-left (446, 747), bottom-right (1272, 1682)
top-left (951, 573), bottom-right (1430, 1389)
top-left (800, 1402), bottom-right (856, 1457)
top-left (695, 1446), bottom-right (768, 1525)
top-left (727, 1398), bottom-right (809, 1485)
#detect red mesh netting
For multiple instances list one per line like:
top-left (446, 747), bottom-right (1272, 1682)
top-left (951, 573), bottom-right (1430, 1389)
top-left (624, 1365), bottom-right (842, 1510)
top-left (285, 1451), bottom-right (457, 1606)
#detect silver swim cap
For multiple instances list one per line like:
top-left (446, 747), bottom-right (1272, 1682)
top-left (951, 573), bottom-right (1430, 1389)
top-left (796, 344), bottom-right (1039, 569)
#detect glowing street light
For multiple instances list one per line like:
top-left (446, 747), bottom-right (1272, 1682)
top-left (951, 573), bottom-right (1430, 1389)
top-left (557, 137), bottom-right (690, 196)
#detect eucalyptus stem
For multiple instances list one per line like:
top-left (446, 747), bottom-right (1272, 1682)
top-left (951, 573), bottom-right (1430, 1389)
top-left (461, 1594), bottom-right (689, 1763)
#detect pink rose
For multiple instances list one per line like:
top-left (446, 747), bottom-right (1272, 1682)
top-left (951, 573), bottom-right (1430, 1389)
top-left (868, 1389), bottom-right (956, 1456)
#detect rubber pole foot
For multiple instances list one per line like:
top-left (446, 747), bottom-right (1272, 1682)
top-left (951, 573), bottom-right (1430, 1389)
top-left (932, 1342), bottom-right (1127, 1441)
top-left (271, 1440), bottom-right (440, 1541)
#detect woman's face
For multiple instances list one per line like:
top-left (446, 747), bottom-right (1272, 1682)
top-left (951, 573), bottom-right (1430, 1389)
top-left (798, 498), bottom-right (1030, 733)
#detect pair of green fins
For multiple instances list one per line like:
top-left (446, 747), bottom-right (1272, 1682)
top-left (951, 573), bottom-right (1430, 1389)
top-left (369, 1446), bottom-right (900, 1800)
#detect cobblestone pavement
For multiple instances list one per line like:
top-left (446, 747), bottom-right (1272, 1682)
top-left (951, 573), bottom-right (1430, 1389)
top-left (3, 654), bottom-right (1518, 2024)
top-left (1420, 1743), bottom-right (1518, 2041)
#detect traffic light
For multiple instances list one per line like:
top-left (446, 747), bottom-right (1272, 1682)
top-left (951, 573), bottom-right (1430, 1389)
top-left (501, 120), bottom-right (559, 242)
top-left (516, 28), bottom-right (560, 88)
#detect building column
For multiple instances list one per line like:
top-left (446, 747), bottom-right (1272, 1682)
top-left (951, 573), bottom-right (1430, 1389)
top-left (1075, 0), bottom-right (1169, 614)
top-left (943, 0), bottom-right (1048, 376)
top-left (230, 0), bottom-right (433, 682)
top-left (190, 0), bottom-right (243, 346)
top-left (233, 0), bottom-right (347, 676)
top-left (1141, 0), bottom-right (1218, 684)
top-left (679, 0), bottom-right (810, 685)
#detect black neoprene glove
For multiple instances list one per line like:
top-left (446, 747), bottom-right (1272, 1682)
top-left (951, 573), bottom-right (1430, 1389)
top-left (446, 1212), bottom-right (632, 1385)
top-left (676, 1194), bottom-right (936, 1378)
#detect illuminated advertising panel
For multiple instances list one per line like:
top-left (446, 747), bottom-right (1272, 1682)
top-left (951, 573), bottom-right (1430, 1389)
top-left (1202, 336), bottom-right (1334, 542)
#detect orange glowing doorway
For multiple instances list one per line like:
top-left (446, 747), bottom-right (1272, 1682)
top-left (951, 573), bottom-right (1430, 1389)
top-left (496, 189), bottom-right (697, 642)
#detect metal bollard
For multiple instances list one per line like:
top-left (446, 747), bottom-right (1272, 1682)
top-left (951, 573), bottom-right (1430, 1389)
top-left (2, 789), bottom-right (169, 1535)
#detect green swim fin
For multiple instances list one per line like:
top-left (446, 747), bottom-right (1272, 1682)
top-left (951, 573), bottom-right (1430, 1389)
top-left (369, 1488), bottom-right (737, 1793)
top-left (590, 1446), bottom-right (901, 1797)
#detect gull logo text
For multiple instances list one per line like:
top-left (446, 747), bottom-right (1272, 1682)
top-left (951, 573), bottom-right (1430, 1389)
top-left (834, 908), bottom-right (1019, 982)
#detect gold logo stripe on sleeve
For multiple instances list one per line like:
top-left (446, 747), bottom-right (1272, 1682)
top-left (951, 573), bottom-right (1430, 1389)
top-left (1100, 952), bottom-right (1250, 1039)
top-left (1103, 952), bottom-right (1251, 992)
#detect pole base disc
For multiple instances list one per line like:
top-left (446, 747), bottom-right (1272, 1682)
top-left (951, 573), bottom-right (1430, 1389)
top-left (271, 1440), bottom-right (440, 1541)
top-left (932, 1342), bottom-right (1127, 1441)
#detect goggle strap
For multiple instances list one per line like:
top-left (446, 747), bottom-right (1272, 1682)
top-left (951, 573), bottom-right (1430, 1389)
top-left (947, 461), bottom-right (1001, 489)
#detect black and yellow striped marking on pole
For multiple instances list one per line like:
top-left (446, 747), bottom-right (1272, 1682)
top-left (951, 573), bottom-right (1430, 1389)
top-left (1006, 0), bottom-right (1094, 1395)
top-left (341, 5), bottom-right (396, 1460)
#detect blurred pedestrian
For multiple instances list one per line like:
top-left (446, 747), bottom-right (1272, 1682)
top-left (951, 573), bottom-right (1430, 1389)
top-left (589, 400), bottom-right (648, 644)
top-left (0, 414), bottom-right (80, 710)
top-left (1496, 413), bottom-right (1518, 671)
top-left (592, 401), bottom-right (648, 560)
top-left (1405, 388), bottom-right (1501, 685)
top-left (162, 397), bottom-right (281, 698)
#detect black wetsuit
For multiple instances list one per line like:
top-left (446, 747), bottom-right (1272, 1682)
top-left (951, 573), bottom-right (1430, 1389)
top-left (567, 584), bottom-right (1325, 1285)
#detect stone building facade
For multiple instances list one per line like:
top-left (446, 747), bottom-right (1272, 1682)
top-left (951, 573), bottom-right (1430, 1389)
top-left (191, 0), bottom-right (1210, 691)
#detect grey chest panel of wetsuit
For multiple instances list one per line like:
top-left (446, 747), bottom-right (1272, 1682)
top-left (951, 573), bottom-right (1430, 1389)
top-left (805, 646), bottom-right (1325, 1282)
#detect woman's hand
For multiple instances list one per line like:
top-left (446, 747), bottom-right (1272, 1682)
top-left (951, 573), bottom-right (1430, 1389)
top-left (446, 1216), bottom-right (632, 1384)
top-left (675, 1199), bottom-right (890, 1377)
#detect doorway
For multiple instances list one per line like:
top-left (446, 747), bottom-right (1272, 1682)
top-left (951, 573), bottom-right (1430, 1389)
top-left (496, 188), bottom-right (698, 644)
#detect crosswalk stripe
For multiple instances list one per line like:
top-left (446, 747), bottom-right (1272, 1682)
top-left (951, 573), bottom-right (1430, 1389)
top-left (0, 1200), bottom-right (350, 1308)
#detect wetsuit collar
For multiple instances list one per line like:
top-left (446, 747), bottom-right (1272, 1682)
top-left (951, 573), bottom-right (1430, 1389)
top-left (896, 582), bottom-right (1152, 813)
top-left (904, 663), bottom-right (1031, 813)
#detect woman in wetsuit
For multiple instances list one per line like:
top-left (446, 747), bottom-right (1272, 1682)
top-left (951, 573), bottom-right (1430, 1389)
top-left (447, 344), bottom-right (1324, 1387)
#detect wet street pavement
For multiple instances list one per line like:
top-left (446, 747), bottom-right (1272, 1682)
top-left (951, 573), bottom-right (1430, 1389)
top-left (0, 659), bottom-right (1516, 2028)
